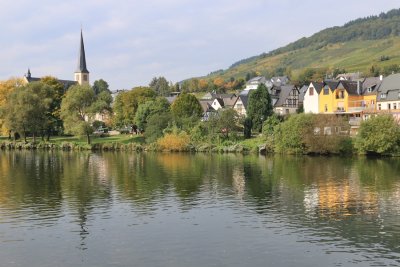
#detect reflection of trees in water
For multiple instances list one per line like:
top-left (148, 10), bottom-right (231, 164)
top-left (242, 155), bottom-right (400, 256)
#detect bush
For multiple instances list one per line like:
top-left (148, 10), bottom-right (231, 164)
top-left (355, 115), bottom-right (400, 154)
top-left (157, 132), bottom-right (191, 151)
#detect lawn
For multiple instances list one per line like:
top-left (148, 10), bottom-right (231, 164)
top-left (0, 134), bottom-right (145, 145)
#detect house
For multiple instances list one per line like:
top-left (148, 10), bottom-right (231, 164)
top-left (244, 76), bottom-right (266, 90)
top-left (376, 73), bottom-right (400, 115)
top-left (336, 72), bottom-right (362, 81)
top-left (273, 85), bottom-right (300, 115)
top-left (199, 100), bottom-right (216, 121)
top-left (319, 80), bottom-right (339, 113)
top-left (233, 94), bottom-right (249, 117)
top-left (304, 82), bottom-right (324, 113)
top-left (265, 76), bottom-right (290, 88)
top-left (298, 85), bottom-right (308, 108)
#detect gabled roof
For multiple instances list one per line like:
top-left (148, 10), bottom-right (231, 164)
top-left (274, 85), bottom-right (297, 107)
top-left (377, 73), bottom-right (400, 101)
top-left (362, 77), bottom-right (382, 95)
top-left (299, 85), bottom-right (308, 102)
top-left (235, 94), bottom-right (249, 109)
top-left (199, 100), bottom-right (215, 113)
top-left (338, 80), bottom-right (360, 95)
top-left (309, 82), bottom-right (324, 94)
top-left (324, 80), bottom-right (340, 91)
top-left (247, 76), bottom-right (266, 84)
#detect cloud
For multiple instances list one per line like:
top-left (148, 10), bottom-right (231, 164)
top-left (0, 0), bottom-right (399, 89)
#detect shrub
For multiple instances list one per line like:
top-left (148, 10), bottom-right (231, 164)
top-left (157, 132), bottom-right (191, 151)
top-left (355, 115), bottom-right (400, 154)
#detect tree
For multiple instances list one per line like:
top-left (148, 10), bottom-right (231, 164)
top-left (134, 97), bottom-right (170, 130)
top-left (145, 113), bottom-right (172, 143)
top-left (40, 76), bottom-right (65, 138)
top-left (60, 84), bottom-right (111, 144)
top-left (3, 82), bottom-right (54, 142)
top-left (149, 77), bottom-right (170, 96)
top-left (171, 93), bottom-right (203, 119)
top-left (247, 84), bottom-right (273, 133)
top-left (355, 115), bottom-right (400, 154)
top-left (0, 78), bottom-right (24, 136)
top-left (92, 79), bottom-right (111, 95)
top-left (113, 87), bottom-right (156, 127)
top-left (243, 118), bottom-right (252, 139)
top-left (216, 108), bottom-right (240, 138)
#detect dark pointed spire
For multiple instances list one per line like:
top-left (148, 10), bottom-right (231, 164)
top-left (27, 68), bottom-right (31, 78)
top-left (76, 30), bottom-right (89, 73)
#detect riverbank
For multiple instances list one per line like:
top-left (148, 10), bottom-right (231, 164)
top-left (0, 135), bottom-right (265, 153)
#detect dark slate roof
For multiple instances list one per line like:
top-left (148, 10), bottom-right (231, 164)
top-left (299, 85), bottom-right (308, 102)
top-left (76, 30), bottom-right (89, 73)
top-left (324, 80), bottom-right (340, 91)
top-left (310, 82), bottom-right (324, 94)
top-left (274, 85), bottom-right (295, 107)
top-left (362, 77), bottom-right (382, 95)
top-left (377, 73), bottom-right (400, 101)
top-left (238, 95), bottom-right (249, 109)
top-left (199, 100), bottom-right (215, 113)
top-left (377, 73), bottom-right (400, 93)
top-left (339, 80), bottom-right (360, 95)
top-left (25, 75), bottom-right (76, 90)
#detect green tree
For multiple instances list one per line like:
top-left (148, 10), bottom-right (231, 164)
top-left (171, 93), bottom-right (203, 119)
top-left (355, 115), bottom-right (400, 154)
top-left (216, 108), bottom-right (240, 138)
top-left (3, 82), bottom-right (54, 142)
top-left (243, 118), bottom-right (252, 139)
top-left (92, 79), bottom-right (111, 95)
top-left (247, 84), bottom-right (273, 132)
top-left (145, 113), bottom-right (172, 143)
top-left (113, 87), bottom-right (156, 127)
top-left (60, 84), bottom-right (111, 144)
top-left (149, 77), bottom-right (170, 96)
top-left (134, 97), bottom-right (170, 130)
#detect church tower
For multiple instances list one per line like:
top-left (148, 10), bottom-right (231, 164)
top-left (74, 30), bottom-right (90, 85)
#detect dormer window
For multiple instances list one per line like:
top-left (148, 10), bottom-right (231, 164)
top-left (381, 93), bottom-right (387, 99)
top-left (367, 87), bottom-right (372, 93)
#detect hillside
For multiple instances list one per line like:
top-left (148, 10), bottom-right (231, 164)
top-left (204, 8), bottom-right (400, 81)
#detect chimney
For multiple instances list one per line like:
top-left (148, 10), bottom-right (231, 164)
top-left (357, 80), bottom-right (361, 95)
top-left (380, 75), bottom-right (383, 81)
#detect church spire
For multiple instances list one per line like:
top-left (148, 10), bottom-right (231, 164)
top-left (74, 30), bottom-right (90, 85)
top-left (76, 30), bottom-right (89, 73)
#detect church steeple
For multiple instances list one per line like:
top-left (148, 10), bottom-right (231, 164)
top-left (74, 30), bottom-right (90, 85)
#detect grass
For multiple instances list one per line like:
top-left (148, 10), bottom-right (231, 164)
top-left (0, 134), bottom-right (145, 145)
top-left (203, 37), bottom-right (400, 81)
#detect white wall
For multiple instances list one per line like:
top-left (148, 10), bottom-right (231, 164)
top-left (303, 84), bottom-right (319, 113)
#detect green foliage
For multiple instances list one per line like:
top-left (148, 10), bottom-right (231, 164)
top-left (60, 84), bottom-right (111, 144)
top-left (92, 79), bottom-right (111, 95)
top-left (171, 93), bottom-right (203, 119)
top-left (355, 115), bottom-right (400, 154)
top-left (145, 113), bottom-right (172, 143)
top-left (274, 114), bottom-right (352, 154)
top-left (247, 84), bottom-right (273, 133)
top-left (243, 118), bottom-right (252, 139)
top-left (113, 87), bottom-right (156, 127)
top-left (134, 97), bottom-right (170, 130)
top-left (149, 77), bottom-right (170, 96)
top-left (262, 114), bottom-right (282, 137)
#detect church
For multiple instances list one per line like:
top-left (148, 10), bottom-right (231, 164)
top-left (23, 30), bottom-right (90, 89)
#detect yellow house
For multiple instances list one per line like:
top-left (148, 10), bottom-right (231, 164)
top-left (319, 81), bottom-right (338, 113)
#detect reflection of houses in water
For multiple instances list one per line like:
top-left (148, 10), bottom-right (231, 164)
top-left (87, 154), bottom-right (110, 184)
top-left (303, 170), bottom-right (380, 219)
top-left (232, 166), bottom-right (245, 200)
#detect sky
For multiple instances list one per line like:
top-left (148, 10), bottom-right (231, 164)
top-left (0, 0), bottom-right (399, 90)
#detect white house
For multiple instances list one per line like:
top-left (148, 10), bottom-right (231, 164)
top-left (244, 76), bottom-right (266, 91)
top-left (303, 82), bottom-right (324, 113)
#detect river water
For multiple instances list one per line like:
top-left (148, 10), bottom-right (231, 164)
top-left (0, 151), bottom-right (399, 267)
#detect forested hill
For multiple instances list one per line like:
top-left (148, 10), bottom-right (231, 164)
top-left (203, 8), bottom-right (400, 81)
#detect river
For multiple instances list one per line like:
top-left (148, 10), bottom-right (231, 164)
top-left (0, 151), bottom-right (399, 267)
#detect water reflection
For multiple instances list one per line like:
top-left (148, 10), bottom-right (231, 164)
top-left (0, 151), bottom-right (399, 266)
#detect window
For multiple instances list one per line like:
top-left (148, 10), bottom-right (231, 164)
top-left (378, 104), bottom-right (381, 110)
top-left (83, 74), bottom-right (88, 81)
top-left (324, 104), bottom-right (328, 112)
top-left (324, 87), bottom-right (329, 95)
top-left (394, 103), bottom-right (397, 110)
top-left (285, 109), bottom-right (290, 114)
top-left (309, 87), bottom-right (314, 96)
top-left (324, 127), bottom-right (332, 135)
top-left (367, 87), bottom-right (372, 93)
top-left (381, 93), bottom-right (387, 99)
top-left (388, 103), bottom-right (391, 110)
